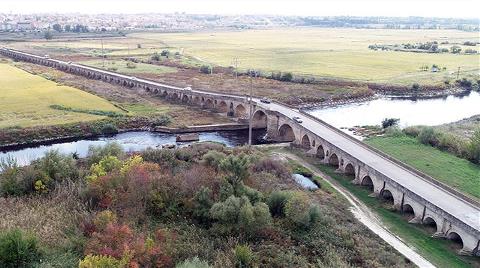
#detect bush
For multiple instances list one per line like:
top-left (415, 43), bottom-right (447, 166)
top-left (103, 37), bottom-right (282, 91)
top-left (252, 157), bottom-right (291, 180)
top-left (31, 150), bottom-right (79, 192)
top-left (403, 126), bottom-right (423, 137)
top-left (284, 192), bottom-right (321, 229)
top-left (468, 128), bottom-right (480, 164)
top-left (176, 257), bottom-right (211, 268)
top-left (79, 254), bottom-right (128, 268)
top-left (151, 52), bottom-right (161, 61)
top-left (237, 184), bottom-right (263, 204)
top-left (417, 127), bottom-right (441, 146)
top-left (220, 154), bottom-right (250, 194)
top-left (151, 114), bottom-right (172, 127)
top-left (161, 50), bottom-right (170, 57)
top-left (267, 190), bottom-right (293, 217)
top-left (193, 187), bottom-right (214, 223)
top-left (141, 148), bottom-right (178, 168)
top-left (234, 245), bottom-right (254, 268)
top-left (202, 150), bottom-right (226, 170)
top-left (87, 142), bottom-right (124, 166)
top-left (210, 195), bottom-right (271, 235)
top-left (200, 65), bottom-right (212, 74)
top-left (126, 62), bottom-right (136, 69)
top-left (381, 118), bottom-right (400, 129)
top-left (101, 123), bottom-right (119, 135)
top-left (0, 229), bottom-right (41, 268)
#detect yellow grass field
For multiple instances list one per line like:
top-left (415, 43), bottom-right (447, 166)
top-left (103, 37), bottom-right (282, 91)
top-left (0, 63), bottom-right (122, 128)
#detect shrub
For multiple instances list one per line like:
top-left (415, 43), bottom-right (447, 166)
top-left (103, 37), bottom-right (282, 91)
top-left (403, 126), bottom-right (423, 137)
top-left (151, 114), bottom-right (172, 127)
top-left (32, 150), bottom-right (79, 191)
top-left (210, 195), bottom-right (271, 234)
top-left (237, 184), bottom-right (263, 204)
top-left (141, 148), bottom-right (177, 168)
top-left (280, 72), bottom-right (293, 82)
top-left (87, 142), bottom-right (124, 165)
top-left (200, 65), bottom-right (212, 74)
top-left (417, 127), bottom-right (441, 146)
top-left (79, 254), bottom-right (128, 268)
top-left (234, 245), bottom-right (254, 268)
top-left (0, 229), bottom-right (41, 268)
top-left (193, 187), bottom-right (214, 223)
top-left (176, 257), bottom-right (211, 268)
top-left (126, 62), bottom-right (136, 69)
top-left (86, 155), bottom-right (122, 184)
top-left (220, 154), bottom-right (250, 194)
top-left (381, 118), bottom-right (400, 129)
top-left (101, 124), bottom-right (119, 135)
top-left (84, 223), bottom-right (172, 267)
top-left (252, 157), bottom-right (291, 180)
top-left (411, 83), bottom-right (420, 91)
top-left (202, 150), bottom-right (226, 170)
top-left (267, 190), bottom-right (293, 217)
top-left (468, 128), bottom-right (480, 164)
top-left (161, 50), bottom-right (170, 57)
top-left (284, 192), bottom-right (321, 229)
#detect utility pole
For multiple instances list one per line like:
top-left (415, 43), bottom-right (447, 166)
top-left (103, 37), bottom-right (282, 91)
top-left (248, 70), bottom-right (255, 146)
top-left (232, 57), bottom-right (240, 79)
top-left (101, 38), bottom-right (105, 68)
top-left (457, 67), bottom-right (461, 79)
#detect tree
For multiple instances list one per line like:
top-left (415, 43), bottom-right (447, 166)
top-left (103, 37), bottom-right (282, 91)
top-left (219, 154), bottom-right (250, 194)
top-left (450, 46), bottom-right (462, 54)
top-left (64, 24), bottom-right (71, 32)
top-left (43, 31), bottom-right (53, 40)
top-left (382, 118), bottom-right (400, 129)
top-left (52, 23), bottom-right (62, 32)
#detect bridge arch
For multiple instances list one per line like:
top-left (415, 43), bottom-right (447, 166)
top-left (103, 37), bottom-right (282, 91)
top-left (301, 134), bottom-right (311, 149)
top-left (446, 232), bottom-right (464, 250)
top-left (235, 104), bottom-right (248, 119)
top-left (344, 163), bottom-right (355, 178)
top-left (182, 95), bottom-right (190, 103)
top-left (360, 175), bottom-right (374, 191)
top-left (401, 203), bottom-right (416, 221)
top-left (380, 189), bottom-right (395, 205)
top-left (161, 90), bottom-right (168, 98)
top-left (171, 92), bottom-right (179, 101)
top-left (193, 96), bottom-right (201, 105)
top-left (328, 153), bottom-right (339, 168)
top-left (423, 216), bottom-right (439, 234)
top-left (252, 110), bottom-right (268, 128)
top-left (278, 124), bottom-right (296, 142)
top-left (205, 99), bottom-right (215, 109)
top-left (217, 101), bottom-right (228, 113)
top-left (316, 145), bottom-right (325, 159)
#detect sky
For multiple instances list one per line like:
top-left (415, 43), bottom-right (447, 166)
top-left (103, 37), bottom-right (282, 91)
top-left (1, 0), bottom-right (479, 18)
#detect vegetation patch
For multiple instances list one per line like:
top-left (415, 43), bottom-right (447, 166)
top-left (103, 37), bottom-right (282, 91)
top-left (49, 104), bottom-right (125, 118)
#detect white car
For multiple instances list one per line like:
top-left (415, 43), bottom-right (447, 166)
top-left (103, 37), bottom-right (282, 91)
top-left (260, 97), bottom-right (271, 104)
top-left (293, 116), bottom-right (303, 123)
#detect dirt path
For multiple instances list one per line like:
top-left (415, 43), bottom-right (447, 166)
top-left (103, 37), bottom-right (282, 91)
top-left (280, 152), bottom-right (435, 268)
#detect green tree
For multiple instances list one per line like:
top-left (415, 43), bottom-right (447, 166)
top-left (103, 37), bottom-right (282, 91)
top-left (220, 154), bottom-right (250, 194)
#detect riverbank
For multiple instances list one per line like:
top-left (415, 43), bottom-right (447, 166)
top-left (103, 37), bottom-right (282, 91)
top-left (0, 121), bottom-right (255, 152)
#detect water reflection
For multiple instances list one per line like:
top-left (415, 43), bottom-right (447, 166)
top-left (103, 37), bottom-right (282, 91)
top-left (308, 91), bottom-right (480, 128)
top-left (0, 129), bottom-right (267, 167)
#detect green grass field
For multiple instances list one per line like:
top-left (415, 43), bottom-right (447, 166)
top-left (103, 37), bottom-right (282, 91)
top-left (365, 135), bottom-right (480, 200)
top-left (315, 163), bottom-right (479, 268)
top-left (130, 28), bottom-right (480, 85)
top-left (0, 63), bottom-right (123, 128)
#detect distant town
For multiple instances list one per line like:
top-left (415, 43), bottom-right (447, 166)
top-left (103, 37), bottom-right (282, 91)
top-left (1, 13), bottom-right (479, 33)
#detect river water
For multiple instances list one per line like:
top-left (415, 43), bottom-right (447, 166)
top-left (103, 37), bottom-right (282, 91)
top-left (0, 130), bottom-right (267, 167)
top-left (308, 91), bottom-right (480, 129)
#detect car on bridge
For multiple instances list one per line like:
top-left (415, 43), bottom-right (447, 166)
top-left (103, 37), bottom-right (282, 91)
top-left (293, 116), bottom-right (303, 123)
top-left (260, 97), bottom-right (271, 104)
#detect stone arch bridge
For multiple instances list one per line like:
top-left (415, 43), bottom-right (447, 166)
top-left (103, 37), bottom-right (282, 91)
top-left (1, 47), bottom-right (479, 256)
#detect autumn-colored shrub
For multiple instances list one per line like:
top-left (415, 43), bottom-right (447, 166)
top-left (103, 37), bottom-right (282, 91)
top-left (84, 222), bottom-right (173, 267)
top-left (79, 254), bottom-right (128, 268)
top-left (87, 142), bottom-right (124, 166)
top-left (251, 157), bottom-right (291, 180)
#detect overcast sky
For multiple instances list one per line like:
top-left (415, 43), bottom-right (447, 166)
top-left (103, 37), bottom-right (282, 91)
top-left (1, 0), bottom-right (479, 18)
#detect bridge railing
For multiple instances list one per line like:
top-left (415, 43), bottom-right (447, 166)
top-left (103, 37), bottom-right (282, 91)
top-left (296, 108), bottom-right (480, 209)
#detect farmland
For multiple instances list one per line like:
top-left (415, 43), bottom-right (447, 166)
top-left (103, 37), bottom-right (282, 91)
top-left (0, 63), bottom-right (122, 128)
top-left (7, 28), bottom-right (479, 86)
top-left (130, 28), bottom-right (479, 85)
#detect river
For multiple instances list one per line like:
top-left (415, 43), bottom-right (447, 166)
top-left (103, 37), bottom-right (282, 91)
top-left (308, 91), bottom-right (480, 129)
top-left (0, 129), bottom-right (267, 167)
